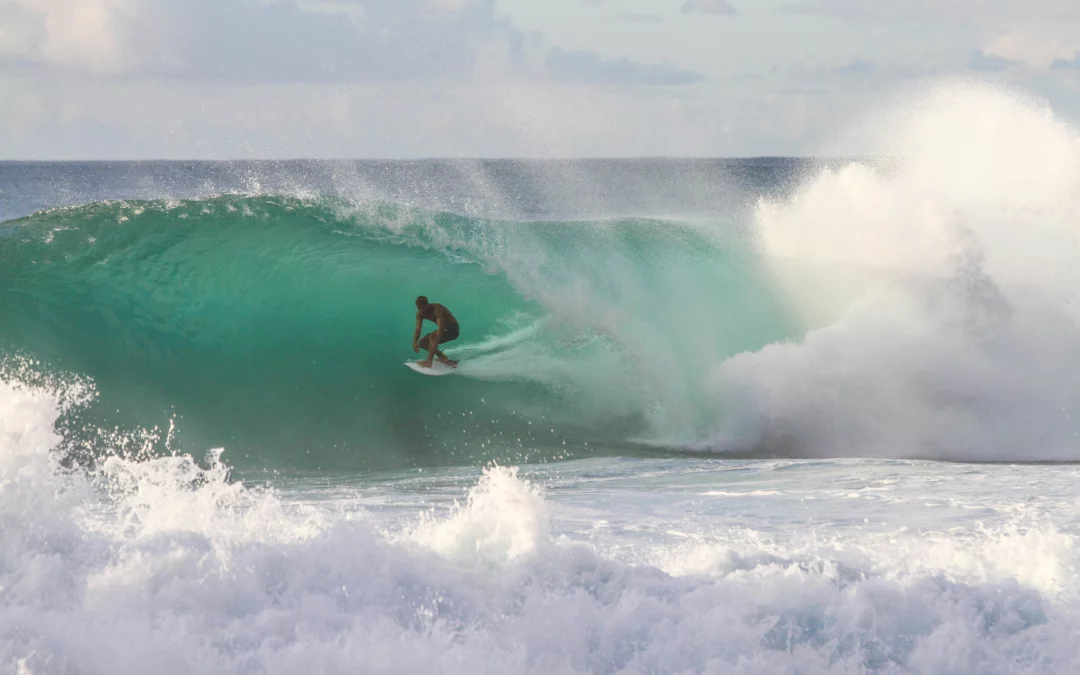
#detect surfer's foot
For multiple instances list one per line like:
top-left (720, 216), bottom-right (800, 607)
top-left (438, 357), bottom-right (457, 368)
top-left (416, 359), bottom-right (433, 368)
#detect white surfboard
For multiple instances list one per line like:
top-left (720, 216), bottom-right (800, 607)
top-left (404, 360), bottom-right (458, 376)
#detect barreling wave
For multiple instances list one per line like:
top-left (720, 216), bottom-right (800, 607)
top-left (10, 84), bottom-right (1077, 468)
top-left (0, 195), bottom-right (795, 470)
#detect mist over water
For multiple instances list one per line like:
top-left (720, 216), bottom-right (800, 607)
top-left (4, 84), bottom-right (1080, 673)
top-left (713, 84), bottom-right (1080, 461)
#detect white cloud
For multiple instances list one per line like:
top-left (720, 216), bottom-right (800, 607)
top-left (0, 0), bottom-right (131, 73)
top-left (5, 0), bottom-right (1080, 158)
top-left (981, 32), bottom-right (1080, 70)
top-left (0, 0), bottom-right (721, 158)
top-left (0, 0), bottom-right (525, 80)
top-left (0, 0), bottom-right (714, 91)
top-left (779, 0), bottom-right (1080, 78)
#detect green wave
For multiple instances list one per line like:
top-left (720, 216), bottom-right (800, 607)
top-left (0, 195), bottom-right (798, 470)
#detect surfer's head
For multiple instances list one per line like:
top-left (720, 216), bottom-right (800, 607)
top-left (415, 295), bottom-right (429, 309)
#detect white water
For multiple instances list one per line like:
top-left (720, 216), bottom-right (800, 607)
top-left (3, 371), bottom-right (1080, 674)
top-left (710, 83), bottom-right (1080, 461)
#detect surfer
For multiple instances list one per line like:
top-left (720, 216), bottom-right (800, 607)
top-left (413, 296), bottom-right (459, 368)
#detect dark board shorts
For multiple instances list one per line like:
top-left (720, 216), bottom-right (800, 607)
top-left (438, 324), bottom-right (460, 344)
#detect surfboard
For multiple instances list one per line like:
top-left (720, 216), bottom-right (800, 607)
top-left (404, 360), bottom-right (457, 376)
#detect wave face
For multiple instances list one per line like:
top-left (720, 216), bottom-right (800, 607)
top-left (0, 195), bottom-right (794, 469)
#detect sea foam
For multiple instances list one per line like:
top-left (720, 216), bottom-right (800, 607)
top-left (3, 370), bottom-right (1080, 674)
top-left (711, 83), bottom-right (1080, 461)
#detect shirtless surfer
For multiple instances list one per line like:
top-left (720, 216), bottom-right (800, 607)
top-left (412, 296), bottom-right (459, 368)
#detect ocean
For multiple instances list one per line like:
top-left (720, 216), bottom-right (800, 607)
top-left (3, 87), bottom-right (1080, 673)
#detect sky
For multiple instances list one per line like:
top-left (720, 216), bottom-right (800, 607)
top-left (2, 0), bottom-right (1080, 159)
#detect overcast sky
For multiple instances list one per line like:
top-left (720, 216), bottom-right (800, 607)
top-left (2, 0), bottom-right (1080, 159)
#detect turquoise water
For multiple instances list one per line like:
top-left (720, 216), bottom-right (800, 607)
top-left (0, 194), bottom-right (797, 470)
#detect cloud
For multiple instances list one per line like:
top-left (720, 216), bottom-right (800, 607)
top-left (0, 0), bottom-right (129, 72)
top-left (545, 47), bottom-right (705, 86)
top-left (681, 0), bottom-right (737, 15)
top-left (779, 2), bottom-right (1080, 73)
top-left (0, 0), bottom-right (705, 92)
top-left (0, 0), bottom-right (525, 81)
top-left (980, 32), bottom-right (1080, 70)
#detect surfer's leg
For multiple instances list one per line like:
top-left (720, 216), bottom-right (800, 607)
top-left (415, 333), bottom-right (438, 366)
top-left (434, 327), bottom-right (458, 366)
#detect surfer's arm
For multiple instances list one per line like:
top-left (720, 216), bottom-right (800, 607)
top-left (413, 313), bottom-right (423, 353)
